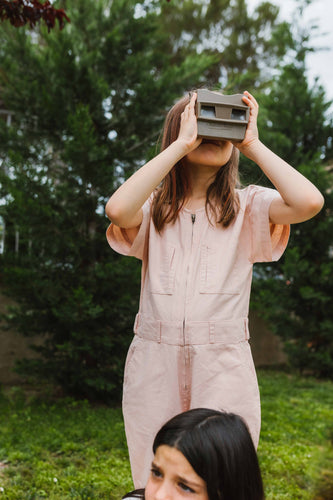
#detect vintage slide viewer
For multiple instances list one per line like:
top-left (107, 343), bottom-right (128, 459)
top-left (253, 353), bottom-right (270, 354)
top-left (195, 89), bottom-right (250, 142)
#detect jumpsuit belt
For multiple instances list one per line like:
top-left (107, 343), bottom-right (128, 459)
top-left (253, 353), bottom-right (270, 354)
top-left (133, 313), bottom-right (249, 346)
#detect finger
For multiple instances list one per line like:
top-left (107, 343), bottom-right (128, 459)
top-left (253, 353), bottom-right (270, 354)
top-left (243, 91), bottom-right (259, 109)
top-left (243, 98), bottom-right (258, 123)
top-left (188, 92), bottom-right (197, 108)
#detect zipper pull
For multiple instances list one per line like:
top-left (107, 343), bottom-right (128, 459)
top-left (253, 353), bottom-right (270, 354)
top-left (191, 213), bottom-right (196, 224)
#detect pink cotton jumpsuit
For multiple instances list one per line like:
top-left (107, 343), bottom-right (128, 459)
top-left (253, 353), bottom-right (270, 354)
top-left (107, 184), bottom-right (290, 488)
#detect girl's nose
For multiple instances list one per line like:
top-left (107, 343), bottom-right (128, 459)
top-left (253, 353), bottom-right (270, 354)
top-left (154, 481), bottom-right (172, 500)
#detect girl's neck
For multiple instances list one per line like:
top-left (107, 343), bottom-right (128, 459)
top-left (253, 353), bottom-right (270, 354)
top-left (184, 195), bottom-right (206, 211)
top-left (185, 164), bottom-right (218, 210)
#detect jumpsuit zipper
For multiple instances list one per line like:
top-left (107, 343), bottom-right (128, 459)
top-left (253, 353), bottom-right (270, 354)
top-left (182, 213), bottom-right (196, 395)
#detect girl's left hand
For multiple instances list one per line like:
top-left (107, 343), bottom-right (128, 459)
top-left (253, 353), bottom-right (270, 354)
top-left (234, 91), bottom-right (260, 156)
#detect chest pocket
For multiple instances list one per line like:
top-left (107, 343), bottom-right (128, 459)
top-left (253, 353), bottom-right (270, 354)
top-left (149, 244), bottom-right (176, 295)
top-left (199, 244), bottom-right (240, 294)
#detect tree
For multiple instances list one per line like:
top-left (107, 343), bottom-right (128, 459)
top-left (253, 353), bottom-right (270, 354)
top-left (0, 0), bottom-right (70, 31)
top-left (0, 0), bottom-right (215, 401)
top-left (158, 0), bottom-right (294, 91)
top-left (251, 56), bottom-right (333, 378)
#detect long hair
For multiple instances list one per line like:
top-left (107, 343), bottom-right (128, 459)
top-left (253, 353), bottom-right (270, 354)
top-left (152, 408), bottom-right (265, 500)
top-left (151, 92), bottom-right (241, 232)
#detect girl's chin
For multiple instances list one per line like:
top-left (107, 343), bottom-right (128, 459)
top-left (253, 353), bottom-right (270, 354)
top-left (186, 150), bottom-right (232, 167)
top-left (185, 158), bottom-right (226, 170)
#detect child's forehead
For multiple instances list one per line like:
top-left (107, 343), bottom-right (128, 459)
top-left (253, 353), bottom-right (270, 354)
top-left (153, 445), bottom-right (204, 484)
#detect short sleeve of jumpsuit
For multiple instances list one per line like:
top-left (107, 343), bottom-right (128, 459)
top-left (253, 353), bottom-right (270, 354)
top-left (106, 185), bottom-right (290, 489)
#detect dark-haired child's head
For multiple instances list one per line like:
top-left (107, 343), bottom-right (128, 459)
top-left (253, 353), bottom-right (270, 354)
top-left (144, 408), bottom-right (264, 500)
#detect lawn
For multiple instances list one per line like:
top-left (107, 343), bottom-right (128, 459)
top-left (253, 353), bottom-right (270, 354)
top-left (0, 370), bottom-right (332, 499)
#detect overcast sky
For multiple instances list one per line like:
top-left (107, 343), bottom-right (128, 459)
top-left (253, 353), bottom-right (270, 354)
top-left (247, 0), bottom-right (333, 103)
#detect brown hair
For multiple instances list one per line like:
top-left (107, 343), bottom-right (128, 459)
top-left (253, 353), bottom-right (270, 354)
top-left (151, 92), bottom-right (241, 232)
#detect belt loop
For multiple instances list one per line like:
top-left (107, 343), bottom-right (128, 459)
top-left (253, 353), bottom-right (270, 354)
top-left (133, 313), bottom-right (140, 333)
top-left (209, 322), bottom-right (215, 344)
top-left (244, 318), bottom-right (249, 340)
top-left (157, 320), bottom-right (162, 343)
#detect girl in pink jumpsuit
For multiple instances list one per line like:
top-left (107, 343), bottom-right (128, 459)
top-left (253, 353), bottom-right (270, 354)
top-left (105, 91), bottom-right (324, 488)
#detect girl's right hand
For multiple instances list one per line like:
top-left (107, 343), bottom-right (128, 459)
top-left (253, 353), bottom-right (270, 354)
top-left (176, 93), bottom-right (202, 153)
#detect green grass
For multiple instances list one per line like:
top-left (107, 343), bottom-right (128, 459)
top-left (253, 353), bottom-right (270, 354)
top-left (0, 393), bottom-right (132, 499)
top-left (258, 371), bottom-right (333, 499)
top-left (0, 370), bottom-right (332, 499)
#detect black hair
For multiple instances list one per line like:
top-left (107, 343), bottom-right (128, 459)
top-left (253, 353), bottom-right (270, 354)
top-left (152, 408), bottom-right (264, 500)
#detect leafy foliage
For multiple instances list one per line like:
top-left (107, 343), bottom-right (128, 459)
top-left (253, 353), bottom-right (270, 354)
top-left (0, 0), bottom-right (70, 31)
top-left (251, 60), bottom-right (333, 378)
top-left (0, 0), bottom-right (216, 402)
top-left (158, 0), bottom-right (294, 91)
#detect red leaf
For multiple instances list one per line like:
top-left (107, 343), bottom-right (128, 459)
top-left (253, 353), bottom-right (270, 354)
top-left (0, 0), bottom-right (70, 31)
